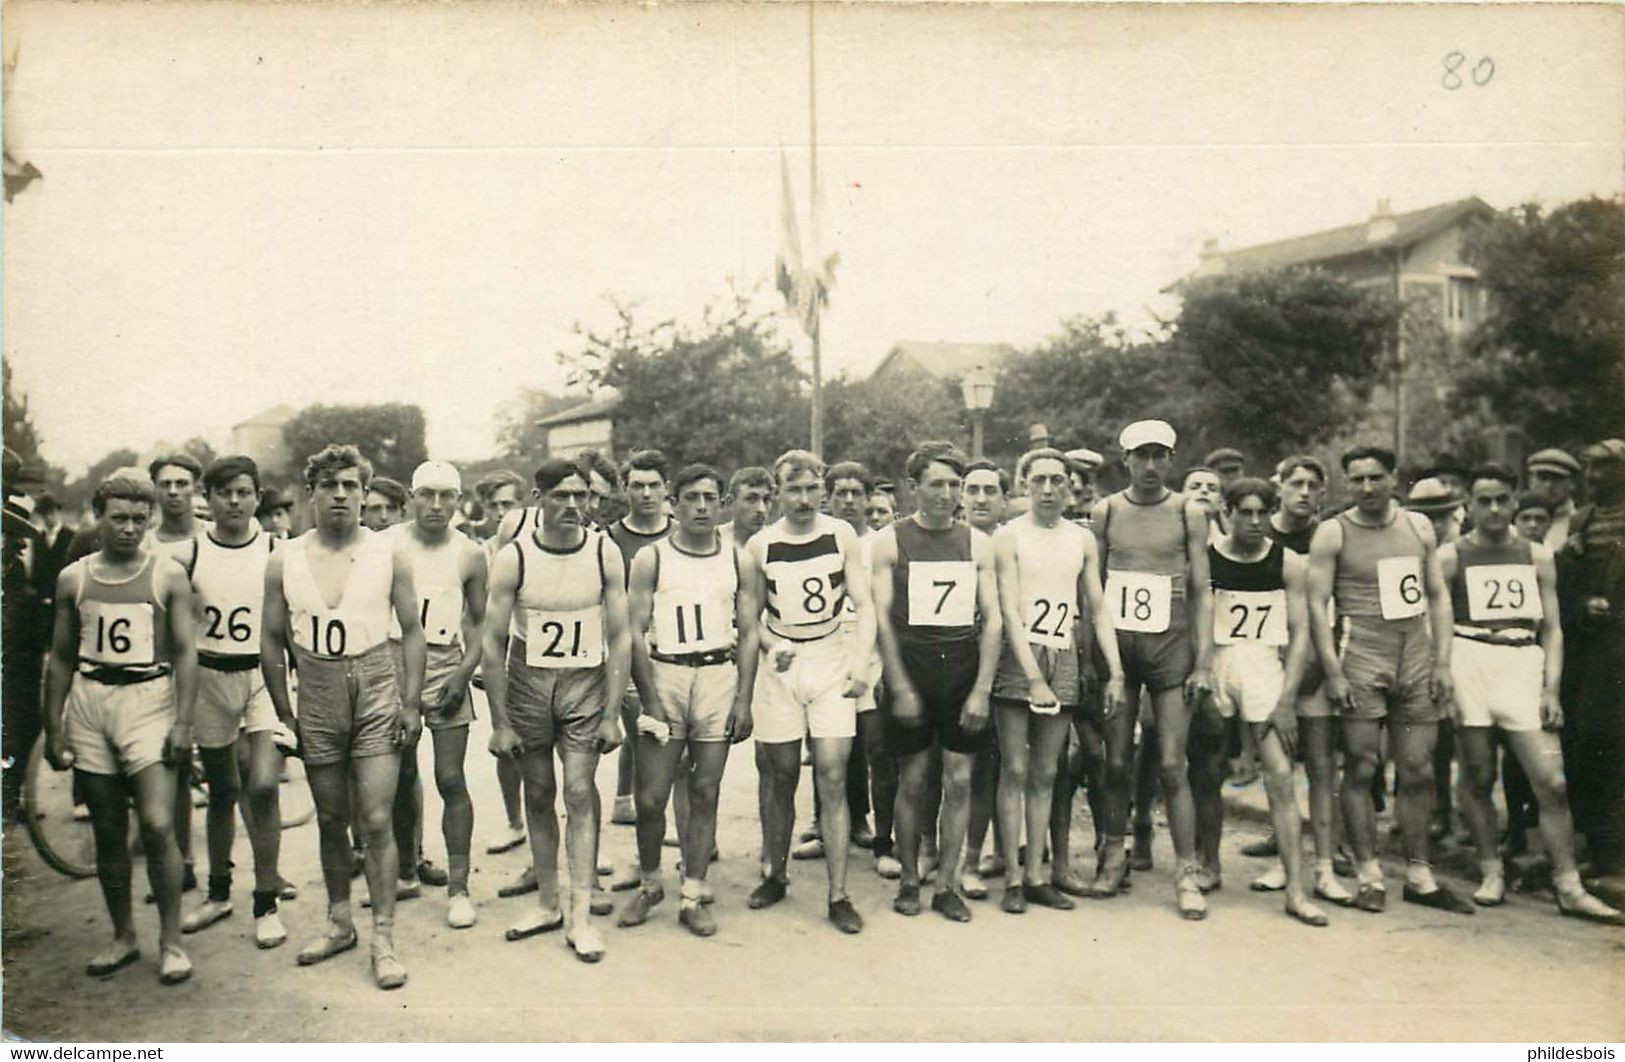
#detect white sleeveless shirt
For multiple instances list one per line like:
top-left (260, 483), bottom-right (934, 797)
top-left (282, 529), bottom-right (395, 658)
top-left (192, 529), bottom-right (275, 658)
top-left (648, 536), bottom-right (738, 655)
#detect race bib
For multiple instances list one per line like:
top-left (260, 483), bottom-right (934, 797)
top-left (79, 601), bottom-right (158, 667)
top-left (653, 596), bottom-right (732, 653)
top-left (1376, 556), bottom-right (1426, 621)
top-left (524, 606), bottom-right (605, 668)
top-left (1024, 591), bottom-right (1075, 650)
top-left (1464, 564), bottom-right (1542, 623)
top-left (1106, 571), bottom-right (1172, 634)
top-left (906, 561), bottom-right (977, 628)
top-left (418, 590), bottom-right (463, 647)
top-left (198, 602), bottom-right (261, 652)
top-left (1215, 588), bottom-right (1289, 647)
top-left (293, 609), bottom-right (363, 657)
top-left (770, 558), bottom-right (844, 627)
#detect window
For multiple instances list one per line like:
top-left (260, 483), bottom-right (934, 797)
top-left (1447, 276), bottom-right (1480, 328)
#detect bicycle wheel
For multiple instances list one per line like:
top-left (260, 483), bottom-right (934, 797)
top-left (22, 733), bottom-right (98, 878)
top-left (278, 754), bottom-right (315, 830)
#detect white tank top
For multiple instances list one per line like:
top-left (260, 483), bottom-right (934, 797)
top-left (760, 514), bottom-right (849, 639)
top-left (508, 528), bottom-right (608, 669)
top-left (282, 529), bottom-right (395, 658)
top-left (648, 537), bottom-right (738, 654)
top-left (389, 526), bottom-right (465, 647)
top-left (192, 529), bottom-right (275, 658)
top-left (1010, 517), bottom-right (1087, 650)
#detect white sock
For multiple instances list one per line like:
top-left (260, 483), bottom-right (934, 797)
top-left (1406, 861), bottom-right (1437, 891)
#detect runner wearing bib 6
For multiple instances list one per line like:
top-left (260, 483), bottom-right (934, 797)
top-left (481, 457), bottom-right (630, 963)
top-left (261, 444), bottom-right (427, 990)
top-left (1307, 445), bottom-right (1468, 916)
top-left (1089, 419), bottom-right (1216, 918)
top-left (179, 455), bottom-right (290, 949)
top-left (1442, 465), bottom-right (1620, 923)
top-left (871, 442), bottom-right (1003, 924)
top-left (743, 449), bottom-right (875, 935)
top-left (991, 448), bottom-right (1125, 912)
top-left (41, 471), bottom-right (199, 986)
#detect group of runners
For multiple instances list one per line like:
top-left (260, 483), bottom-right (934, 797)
top-left (11, 418), bottom-right (1625, 991)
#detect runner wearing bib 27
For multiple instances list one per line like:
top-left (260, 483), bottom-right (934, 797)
top-left (388, 461), bottom-right (489, 931)
top-left (261, 444), bottom-right (428, 990)
top-left (1089, 419), bottom-right (1216, 918)
top-left (1441, 465), bottom-right (1621, 924)
top-left (871, 442), bottom-right (1003, 924)
top-left (617, 463), bottom-right (761, 938)
top-left (743, 449), bottom-right (875, 935)
top-left (41, 471), bottom-right (199, 986)
top-left (1307, 445), bottom-right (1468, 917)
top-left (178, 455), bottom-right (291, 950)
top-left (1209, 478), bottom-right (1327, 927)
top-left (991, 448), bottom-right (1125, 913)
top-left (482, 457), bottom-right (630, 963)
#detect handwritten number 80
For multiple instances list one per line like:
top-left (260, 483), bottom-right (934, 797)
top-left (1443, 52), bottom-right (1495, 90)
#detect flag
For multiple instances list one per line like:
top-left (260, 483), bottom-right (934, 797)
top-left (775, 148), bottom-right (836, 338)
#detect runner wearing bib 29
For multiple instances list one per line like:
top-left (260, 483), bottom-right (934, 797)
top-left (1089, 419), bottom-right (1215, 919)
top-left (1440, 465), bottom-right (1620, 924)
top-left (481, 457), bottom-right (630, 963)
top-left (870, 442), bottom-right (1004, 925)
top-left (261, 444), bottom-right (428, 990)
top-left (1307, 445), bottom-right (1468, 917)
top-left (991, 448), bottom-right (1125, 912)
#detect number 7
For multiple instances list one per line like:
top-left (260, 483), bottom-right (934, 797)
top-left (932, 580), bottom-right (955, 614)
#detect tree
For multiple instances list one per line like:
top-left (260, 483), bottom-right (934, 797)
top-left (822, 371), bottom-right (965, 480)
top-left (1455, 197), bottom-right (1625, 449)
top-left (3, 360), bottom-right (41, 464)
top-left (281, 403), bottom-right (428, 484)
top-left (561, 296), bottom-right (808, 471)
top-left (1166, 268), bottom-right (1395, 463)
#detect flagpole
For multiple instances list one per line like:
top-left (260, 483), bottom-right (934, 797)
top-left (807, 0), bottom-right (823, 460)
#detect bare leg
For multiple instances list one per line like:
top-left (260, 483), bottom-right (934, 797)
top-left (684, 741), bottom-right (730, 883)
top-left (811, 736), bottom-right (854, 900)
top-left (430, 726), bottom-right (473, 895)
top-left (756, 741), bottom-right (801, 882)
top-left (80, 772), bottom-right (141, 950)
top-left (936, 749), bottom-right (974, 893)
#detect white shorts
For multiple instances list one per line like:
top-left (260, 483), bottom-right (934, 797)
top-left (65, 674), bottom-right (175, 777)
top-left (1451, 636), bottom-right (1544, 732)
top-left (195, 665), bottom-right (278, 749)
top-left (753, 629), bottom-right (858, 744)
top-left (1211, 643), bottom-right (1284, 725)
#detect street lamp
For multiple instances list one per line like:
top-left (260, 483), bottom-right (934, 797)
top-left (962, 364), bottom-right (997, 459)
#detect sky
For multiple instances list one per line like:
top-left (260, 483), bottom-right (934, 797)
top-left (4, 1), bottom-right (1620, 475)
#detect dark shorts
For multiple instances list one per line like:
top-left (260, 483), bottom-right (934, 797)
top-left (293, 642), bottom-right (401, 767)
top-left (506, 642), bottom-right (608, 754)
top-left (882, 638), bottom-right (989, 757)
top-left (1338, 615), bottom-right (1439, 724)
top-left (1116, 599), bottom-right (1194, 694)
top-left (991, 642), bottom-right (1081, 707)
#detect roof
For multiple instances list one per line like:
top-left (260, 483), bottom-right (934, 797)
top-left (535, 392), bottom-right (622, 428)
top-left (870, 341), bottom-right (1015, 382)
top-left (232, 402), bottom-right (298, 429)
top-left (1196, 196), bottom-right (1496, 276)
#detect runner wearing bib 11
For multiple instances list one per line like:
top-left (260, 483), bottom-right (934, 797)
top-left (481, 457), bottom-right (629, 963)
top-left (261, 444), bottom-right (428, 990)
top-left (1089, 420), bottom-right (1216, 919)
top-left (1307, 445), bottom-right (1469, 917)
top-left (1441, 465), bottom-right (1621, 924)
top-left (991, 448), bottom-right (1125, 913)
